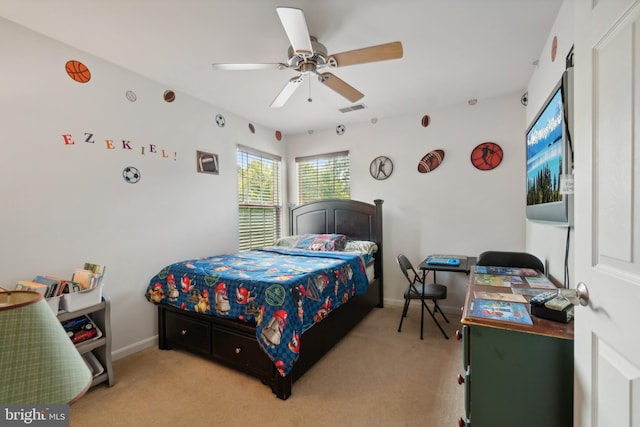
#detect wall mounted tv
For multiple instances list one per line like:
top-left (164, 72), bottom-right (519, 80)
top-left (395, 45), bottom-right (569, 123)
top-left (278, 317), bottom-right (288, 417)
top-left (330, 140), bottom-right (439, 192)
top-left (526, 69), bottom-right (574, 226)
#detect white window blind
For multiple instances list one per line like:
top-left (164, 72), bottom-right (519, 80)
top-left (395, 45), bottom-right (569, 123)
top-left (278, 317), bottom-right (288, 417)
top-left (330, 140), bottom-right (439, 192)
top-left (296, 151), bottom-right (350, 204)
top-left (237, 146), bottom-right (282, 251)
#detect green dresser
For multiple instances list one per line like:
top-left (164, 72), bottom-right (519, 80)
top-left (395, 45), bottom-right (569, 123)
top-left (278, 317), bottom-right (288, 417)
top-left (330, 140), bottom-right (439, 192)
top-left (459, 268), bottom-right (574, 427)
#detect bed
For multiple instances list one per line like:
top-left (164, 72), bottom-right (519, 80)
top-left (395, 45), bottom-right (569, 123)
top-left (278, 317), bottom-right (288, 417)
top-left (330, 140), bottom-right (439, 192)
top-left (145, 199), bottom-right (384, 399)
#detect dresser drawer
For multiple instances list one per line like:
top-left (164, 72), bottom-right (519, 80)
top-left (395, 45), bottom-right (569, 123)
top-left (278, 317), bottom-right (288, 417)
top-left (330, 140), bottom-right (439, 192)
top-left (213, 328), bottom-right (272, 375)
top-left (165, 311), bottom-right (212, 355)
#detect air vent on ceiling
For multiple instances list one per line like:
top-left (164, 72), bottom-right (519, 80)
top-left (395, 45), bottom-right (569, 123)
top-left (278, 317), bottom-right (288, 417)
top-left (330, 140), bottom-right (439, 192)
top-left (339, 103), bottom-right (367, 113)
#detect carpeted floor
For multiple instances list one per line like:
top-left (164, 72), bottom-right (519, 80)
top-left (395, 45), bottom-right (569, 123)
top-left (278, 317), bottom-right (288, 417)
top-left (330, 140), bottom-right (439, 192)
top-left (70, 305), bottom-right (465, 427)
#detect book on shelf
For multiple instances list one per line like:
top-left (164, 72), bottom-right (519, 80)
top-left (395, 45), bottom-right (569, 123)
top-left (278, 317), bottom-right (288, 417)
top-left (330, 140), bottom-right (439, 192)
top-left (474, 265), bottom-right (539, 276)
top-left (473, 274), bottom-right (525, 287)
top-left (72, 269), bottom-right (101, 290)
top-left (83, 262), bottom-right (106, 276)
top-left (468, 298), bottom-right (533, 325)
top-left (15, 280), bottom-right (49, 296)
top-left (473, 291), bottom-right (528, 303)
top-left (32, 275), bottom-right (64, 298)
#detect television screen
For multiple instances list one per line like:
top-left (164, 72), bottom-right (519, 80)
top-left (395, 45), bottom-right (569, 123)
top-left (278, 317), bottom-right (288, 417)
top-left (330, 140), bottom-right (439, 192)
top-left (525, 72), bottom-right (573, 225)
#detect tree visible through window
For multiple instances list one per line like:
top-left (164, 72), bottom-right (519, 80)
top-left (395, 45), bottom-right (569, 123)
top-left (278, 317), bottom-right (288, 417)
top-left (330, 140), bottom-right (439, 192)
top-left (237, 146), bottom-right (281, 251)
top-left (296, 151), bottom-right (350, 204)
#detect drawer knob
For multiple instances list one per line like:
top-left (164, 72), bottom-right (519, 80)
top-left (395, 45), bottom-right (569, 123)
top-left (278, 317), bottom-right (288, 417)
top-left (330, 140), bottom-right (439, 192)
top-left (458, 417), bottom-right (466, 427)
top-left (181, 329), bottom-right (187, 336)
top-left (455, 330), bottom-right (462, 340)
top-left (235, 347), bottom-right (242, 354)
top-left (457, 374), bottom-right (465, 385)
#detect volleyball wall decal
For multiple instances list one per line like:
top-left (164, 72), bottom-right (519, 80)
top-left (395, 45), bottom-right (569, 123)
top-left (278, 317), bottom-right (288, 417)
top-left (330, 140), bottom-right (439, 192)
top-left (417, 149), bottom-right (445, 173)
top-left (470, 142), bottom-right (503, 170)
top-left (65, 60), bottom-right (91, 83)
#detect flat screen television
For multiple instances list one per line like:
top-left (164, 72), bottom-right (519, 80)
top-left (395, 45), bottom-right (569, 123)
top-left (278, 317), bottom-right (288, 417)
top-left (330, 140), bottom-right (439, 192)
top-left (525, 69), bottom-right (573, 225)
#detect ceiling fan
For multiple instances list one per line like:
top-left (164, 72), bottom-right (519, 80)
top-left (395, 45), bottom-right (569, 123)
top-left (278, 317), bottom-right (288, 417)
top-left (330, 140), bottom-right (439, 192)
top-left (212, 7), bottom-right (403, 108)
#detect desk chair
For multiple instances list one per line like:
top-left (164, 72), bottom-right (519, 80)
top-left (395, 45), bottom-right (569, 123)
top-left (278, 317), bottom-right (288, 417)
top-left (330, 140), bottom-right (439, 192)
top-left (476, 250), bottom-right (545, 274)
top-left (397, 254), bottom-right (449, 339)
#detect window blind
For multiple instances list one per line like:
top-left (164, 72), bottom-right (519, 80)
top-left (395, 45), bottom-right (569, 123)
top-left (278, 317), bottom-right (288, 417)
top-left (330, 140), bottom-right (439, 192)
top-left (296, 151), bottom-right (350, 204)
top-left (237, 146), bottom-right (281, 251)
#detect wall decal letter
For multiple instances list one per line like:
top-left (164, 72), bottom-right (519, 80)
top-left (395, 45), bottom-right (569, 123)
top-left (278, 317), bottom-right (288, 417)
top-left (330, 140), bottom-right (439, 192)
top-left (161, 149), bottom-right (169, 158)
top-left (84, 133), bottom-right (95, 143)
top-left (141, 146), bottom-right (145, 155)
top-left (62, 134), bottom-right (75, 145)
top-left (105, 140), bottom-right (115, 150)
top-left (122, 140), bottom-right (132, 150)
top-left (149, 144), bottom-right (157, 153)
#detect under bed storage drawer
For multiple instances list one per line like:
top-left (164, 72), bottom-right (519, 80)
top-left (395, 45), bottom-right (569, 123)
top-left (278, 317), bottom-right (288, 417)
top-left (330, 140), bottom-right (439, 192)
top-left (214, 327), bottom-right (272, 375)
top-left (164, 311), bottom-right (212, 355)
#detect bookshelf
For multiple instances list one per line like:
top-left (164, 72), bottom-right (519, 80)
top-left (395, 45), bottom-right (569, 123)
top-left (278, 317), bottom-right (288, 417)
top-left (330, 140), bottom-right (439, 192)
top-left (57, 295), bottom-right (114, 388)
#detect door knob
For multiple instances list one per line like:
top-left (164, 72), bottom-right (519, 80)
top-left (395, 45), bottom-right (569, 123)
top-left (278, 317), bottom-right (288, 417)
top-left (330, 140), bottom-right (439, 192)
top-left (559, 282), bottom-right (589, 306)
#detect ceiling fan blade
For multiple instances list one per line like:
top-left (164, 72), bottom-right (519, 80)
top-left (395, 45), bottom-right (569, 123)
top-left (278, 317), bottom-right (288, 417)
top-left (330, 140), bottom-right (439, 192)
top-left (317, 72), bottom-right (364, 103)
top-left (276, 7), bottom-right (313, 56)
top-left (329, 41), bottom-right (403, 67)
top-left (212, 63), bottom-right (287, 71)
top-left (270, 75), bottom-right (304, 108)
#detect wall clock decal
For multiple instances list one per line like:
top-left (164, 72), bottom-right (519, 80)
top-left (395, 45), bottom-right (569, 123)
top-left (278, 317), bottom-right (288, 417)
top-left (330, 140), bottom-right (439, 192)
top-left (471, 142), bottom-right (503, 171)
top-left (65, 60), bottom-right (91, 83)
top-left (418, 150), bottom-right (445, 173)
top-left (369, 156), bottom-right (393, 180)
top-left (123, 166), bottom-right (141, 184)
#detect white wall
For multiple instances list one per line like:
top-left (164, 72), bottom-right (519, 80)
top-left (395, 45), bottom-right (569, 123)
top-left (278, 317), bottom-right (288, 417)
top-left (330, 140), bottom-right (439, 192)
top-left (1, 13), bottom-right (532, 357)
top-left (525, 0), bottom-right (575, 286)
top-left (286, 95), bottom-right (527, 312)
top-left (0, 18), bottom-right (286, 359)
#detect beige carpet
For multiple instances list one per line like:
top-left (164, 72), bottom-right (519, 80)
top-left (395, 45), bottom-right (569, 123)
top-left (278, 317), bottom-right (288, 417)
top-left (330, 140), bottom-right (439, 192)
top-left (70, 305), bottom-right (465, 427)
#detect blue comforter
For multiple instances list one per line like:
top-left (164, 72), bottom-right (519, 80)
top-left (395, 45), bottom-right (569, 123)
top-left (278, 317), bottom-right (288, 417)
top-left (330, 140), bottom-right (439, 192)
top-left (145, 247), bottom-right (370, 376)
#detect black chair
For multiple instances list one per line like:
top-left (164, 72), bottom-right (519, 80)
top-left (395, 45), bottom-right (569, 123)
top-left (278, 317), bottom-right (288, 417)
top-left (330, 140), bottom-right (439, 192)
top-left (476, 250), bottom-right (545, 273)
top-left (397, 254), bottom-right (449, 339)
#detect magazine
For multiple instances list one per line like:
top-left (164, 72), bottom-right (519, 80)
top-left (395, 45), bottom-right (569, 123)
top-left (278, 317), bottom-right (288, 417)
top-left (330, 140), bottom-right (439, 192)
top-left (473, 291), bottom-right (528, 303)
top-left (468, 299), bottom-right (533, 325)
top-left (474, 274), bottom-right (524, 287)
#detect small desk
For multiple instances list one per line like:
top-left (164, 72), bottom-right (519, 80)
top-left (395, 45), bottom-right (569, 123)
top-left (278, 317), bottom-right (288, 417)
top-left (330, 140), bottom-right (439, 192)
top-left (418, 255), bottom-right (476, 283)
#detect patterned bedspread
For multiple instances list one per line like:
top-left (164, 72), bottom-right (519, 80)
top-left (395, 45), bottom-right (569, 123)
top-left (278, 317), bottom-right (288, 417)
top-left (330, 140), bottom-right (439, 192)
top-left (145, 247), bottom-right (370, 376)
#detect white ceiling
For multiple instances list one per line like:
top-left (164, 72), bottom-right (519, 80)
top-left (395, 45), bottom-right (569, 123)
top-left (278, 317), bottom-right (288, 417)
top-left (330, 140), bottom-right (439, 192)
top-left (0, 0), bottom-right (563, 135)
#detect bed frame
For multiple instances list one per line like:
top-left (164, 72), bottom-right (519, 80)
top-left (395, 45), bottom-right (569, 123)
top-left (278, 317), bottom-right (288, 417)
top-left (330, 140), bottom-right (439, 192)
top-left (157, 199), bottom-right (384, 399)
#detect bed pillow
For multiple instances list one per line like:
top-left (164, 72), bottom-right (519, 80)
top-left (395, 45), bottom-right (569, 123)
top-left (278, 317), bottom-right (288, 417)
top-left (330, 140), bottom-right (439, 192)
top-left (344, 240), bottom-right (378, 255)
top-left (293, 234), bottom-right (347, 251)
top-left (271, 235), bottom-right (301, 248)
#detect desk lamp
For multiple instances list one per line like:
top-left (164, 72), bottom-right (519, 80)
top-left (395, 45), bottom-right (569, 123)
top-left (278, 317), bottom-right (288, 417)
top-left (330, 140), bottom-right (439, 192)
top-left (0, 291), bottom-right (92, 404)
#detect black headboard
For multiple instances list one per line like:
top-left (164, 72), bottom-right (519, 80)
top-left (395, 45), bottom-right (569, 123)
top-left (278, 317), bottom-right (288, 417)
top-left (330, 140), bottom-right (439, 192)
top-left (289, 199), bottom-right (383, 243)
top-left (289, 199), bottom-right (384, 295)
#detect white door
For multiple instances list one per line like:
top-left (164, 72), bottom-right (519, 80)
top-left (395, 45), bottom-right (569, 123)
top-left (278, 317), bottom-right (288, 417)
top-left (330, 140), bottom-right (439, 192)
top-left (574, 0), bottom-right (640, 425)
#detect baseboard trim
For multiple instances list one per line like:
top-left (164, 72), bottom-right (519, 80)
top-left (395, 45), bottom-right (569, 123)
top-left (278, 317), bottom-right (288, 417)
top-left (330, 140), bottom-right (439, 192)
top-left (112, 336), bottom-right (157, 361)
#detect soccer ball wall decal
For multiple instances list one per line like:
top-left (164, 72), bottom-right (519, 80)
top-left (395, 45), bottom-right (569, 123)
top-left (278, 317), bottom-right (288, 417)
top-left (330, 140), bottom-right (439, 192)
top-left (123, 166), bottom-right (141, 184)
top-left (336, 124), bottom-right (346, 135)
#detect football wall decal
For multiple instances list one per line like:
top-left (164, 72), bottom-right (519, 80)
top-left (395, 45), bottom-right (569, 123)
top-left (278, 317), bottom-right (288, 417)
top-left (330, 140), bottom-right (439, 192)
top-left (418, 149), bottom-right (445, 173)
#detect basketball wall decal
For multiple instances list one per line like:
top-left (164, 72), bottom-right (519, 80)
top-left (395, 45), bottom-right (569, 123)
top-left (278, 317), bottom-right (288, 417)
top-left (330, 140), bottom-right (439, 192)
top-left (470, 142), bottom-right (503, 170)
top-left (421, 114), bottom-right (431, 127)
top-left (65, 60), bottom-right (91, 83)
top-left (163, 90), bottom-right (175, 102)
top-left (417, 149), bottom-right (445, 173)
top-left (275, 130), bottom-right (282, 141)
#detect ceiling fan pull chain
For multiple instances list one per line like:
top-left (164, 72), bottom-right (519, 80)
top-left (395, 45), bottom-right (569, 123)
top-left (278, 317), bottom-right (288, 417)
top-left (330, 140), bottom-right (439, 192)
top-left (308, 77), bottom-right (312, 103)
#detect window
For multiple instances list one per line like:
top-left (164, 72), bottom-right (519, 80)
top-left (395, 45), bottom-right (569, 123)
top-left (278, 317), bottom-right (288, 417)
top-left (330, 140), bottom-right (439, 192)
top-left (237, 146), bottom-right (282, 251)
top-left (296, 151), bottom-right (350, 204)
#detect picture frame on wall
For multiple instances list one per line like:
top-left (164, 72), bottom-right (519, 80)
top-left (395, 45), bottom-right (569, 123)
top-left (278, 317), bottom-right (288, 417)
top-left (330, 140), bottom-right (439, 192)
top-left (196, 150), bottom-right (219, 175)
